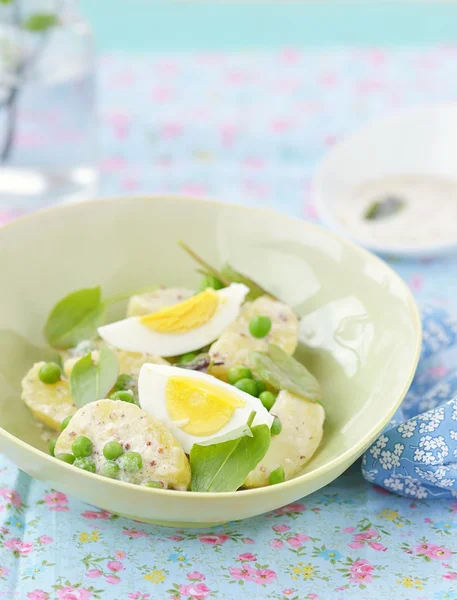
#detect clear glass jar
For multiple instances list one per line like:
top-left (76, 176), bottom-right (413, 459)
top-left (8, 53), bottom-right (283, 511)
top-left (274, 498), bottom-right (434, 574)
top-left (0, 0), bottom-right (98, 212)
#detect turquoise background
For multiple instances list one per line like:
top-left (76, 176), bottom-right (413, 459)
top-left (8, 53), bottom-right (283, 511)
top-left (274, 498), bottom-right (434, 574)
top-left (80, 1), bottom-right (457, 51)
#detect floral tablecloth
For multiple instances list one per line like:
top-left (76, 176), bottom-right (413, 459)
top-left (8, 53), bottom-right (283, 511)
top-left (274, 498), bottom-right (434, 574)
top-left (1, 47), bottom-right (457, 600)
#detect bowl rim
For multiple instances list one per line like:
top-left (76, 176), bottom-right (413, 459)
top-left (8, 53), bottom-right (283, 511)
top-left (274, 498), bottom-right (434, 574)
top-left (312, 102), bottom-right (457, 257)
top-left (0, 194), bottom-right (422, 499)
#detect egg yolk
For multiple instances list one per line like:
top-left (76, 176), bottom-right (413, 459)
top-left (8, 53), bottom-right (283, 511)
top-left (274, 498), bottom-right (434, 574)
top-left (139, 289), bottom-right (219, 333)
top-left (166, 376), bottom-right (245, 436)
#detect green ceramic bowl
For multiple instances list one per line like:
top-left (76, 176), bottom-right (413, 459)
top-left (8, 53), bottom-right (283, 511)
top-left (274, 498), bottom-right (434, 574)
top-left (0, 196), bottom-right (421, 527)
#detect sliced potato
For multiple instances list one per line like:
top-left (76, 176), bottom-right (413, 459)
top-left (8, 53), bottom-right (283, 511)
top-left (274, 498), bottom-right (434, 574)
top-left (127, 287), bottom-right (194, 317)
top-left (115, 350), bottom-right (168, 376)
top-left (209, 296), bottom-right (298, 379)
top-left (55, 399), bottom-right (191, 490)
top-left (209, 332), bottom-right (262, 380)
top-left (64, 349), bottom-right (168, 379)
top-left (59, 339), bottom-right (104, 366)
top-left (21, 362), bottom-right (75, 430)
top-left (243, 390), bottom-right (325, 488)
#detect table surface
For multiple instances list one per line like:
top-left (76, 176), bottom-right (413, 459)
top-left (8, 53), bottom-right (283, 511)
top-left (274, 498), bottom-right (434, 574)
top-left (1, 32), bottom-right (457, 600)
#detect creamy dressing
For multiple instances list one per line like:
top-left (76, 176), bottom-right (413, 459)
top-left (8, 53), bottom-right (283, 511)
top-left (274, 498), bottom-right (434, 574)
top-left (335, 175), bottom-right (457, 249)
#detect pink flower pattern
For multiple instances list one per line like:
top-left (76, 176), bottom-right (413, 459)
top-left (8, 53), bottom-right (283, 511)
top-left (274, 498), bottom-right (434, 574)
top-left (81, 510), bottom-right (111, 520)
top-left (178, 583), bottom-right (211, 599)
top-left (348, 528), bottom-right (387, 552)
top-left (236, 553), bottom-right (257, 562)
top-left (122, 528), bottom-right (148, 539)
top-left (273, 524), bottom-right (291, 533)
top-left (27, 592), bottom-right (49, 600)
top-left (85, 570), bottom-right (102, 579)
top-left (349, 560), bottom-right (375, 585)
top-left (5, 537), bottom-right (34, 555)
top-left (413, 543), bottom-right (452, 560)
top-left (0, 488), bottom-right (21, 507)
top-left (199, 534), bottom-right (230, 546)
top-left (42, 491), bottom-right (68, 512)
top-left (272, 503), bottom-right (306, 516)
top-left (57, 588), bottom-right (92, 600)
top-left (286, 533), bottom-right (310, 548)
top-left (39, 535), bottom-right (53, 545)
top-left (253, 568), bottom-right (277, 585)
top-left (107, 560), bottom-right (124, 572)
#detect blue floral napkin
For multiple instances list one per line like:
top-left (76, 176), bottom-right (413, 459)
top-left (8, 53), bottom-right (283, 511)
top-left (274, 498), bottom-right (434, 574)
top-left (362, 305), bottom-right (457, 499)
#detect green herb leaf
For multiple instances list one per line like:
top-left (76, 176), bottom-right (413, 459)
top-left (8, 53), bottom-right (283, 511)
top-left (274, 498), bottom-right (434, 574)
top-left (44, 285), bottom-right (162, 349)
top-left (178, 240), bottom-right (230, 286)
top-left (103, 285), bottom-right (158, 307)
top-left (178, 240), bottom-right (271, 301)
top-left (219, 263), bottom-right (270, 301)
top-left (190, 423), bottom-right (271, 492)
top-left (177, 352), bottom-right (211, 373)
top-left (70, 347), bottom-right (119, 409)
top-left (23, 12), bottom-right (59, 32)
top-left (0, 0), bottom-right (13, 5)
top-left (196, 423), bottom-right (253, 446)
top-left (44, 287), bottom-right (104, 349)
top-left (249, 344), bottom-right (322, 402)
top-left (246, 410), bottom-right (256, 428)
top-left (364, 196), bottom-right (405, 221)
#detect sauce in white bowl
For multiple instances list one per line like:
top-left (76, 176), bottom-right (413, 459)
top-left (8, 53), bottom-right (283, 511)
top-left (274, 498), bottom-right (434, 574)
top-left (335, 174), bottom-right (457, 249)
top-left (313, 105), bottom-right (457, 257)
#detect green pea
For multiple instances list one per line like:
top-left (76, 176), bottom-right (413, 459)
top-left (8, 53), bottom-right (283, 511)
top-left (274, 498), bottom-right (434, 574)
top-left (178, 351), bottom-right (197, 364)
top-left (145, 481), bottom-right (163, 489)
top-left (60, 415), bottom-right (72, 431)
top-left (110, 390), bottom-right (135, 403)
top-left (55, 453), bottom-right (75, 464)
top-left (101, 460), bottom-right (120, 479)
top-left (259, 391), bottom-right (277, 411)
top-left (113, 373), bottom-right (135, 392)
top-left (234, 378), bottom-right (258, 397)
top-left (103, 441), bottom-right (124, 460)
top-left (72, 436), bottom-right (93, 458)
top-left (199, 275), bottom-right (224, 291)
top-left (73, 457), bottom-right (96, 473)
top-left (269, 466), bottom-right (285, 485)
top-left (271, 416), bottom-right (282, 436)
top-left (39, 362), bottom-right (61, 384)
top-left (227, 366), bottom-right (252, 385)
top-left (48, 437), bottom-right (57, 457)
top-left (249, 315), bottom-right (272, 338)
top-left (120, 451), bottom-right (142, 473)
top-left (254, 379), bottom-right (266, 395)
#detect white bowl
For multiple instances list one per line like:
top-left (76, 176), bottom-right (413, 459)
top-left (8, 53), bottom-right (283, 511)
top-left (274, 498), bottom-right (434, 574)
top-left (312, 104), bottom-right (457, 257)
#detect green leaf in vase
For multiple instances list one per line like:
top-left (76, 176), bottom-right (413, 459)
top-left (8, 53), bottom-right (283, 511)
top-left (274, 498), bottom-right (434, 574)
top-left (190, 413), bottom-right (271, 492)
top-left (69, 347), bottom-right (119, 409)
top-left (249, 343), bottom-right (322, 403)
top-left (364, 196), bottom-right (405, 221)
top-left (23, 13), bottom-right (59, 32)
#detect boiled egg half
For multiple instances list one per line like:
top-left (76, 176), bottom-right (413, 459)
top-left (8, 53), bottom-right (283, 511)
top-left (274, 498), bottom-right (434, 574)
top-left (98, 283), bottom-right (248, 357)
top-left (138, 363), bottom-right (274, 453)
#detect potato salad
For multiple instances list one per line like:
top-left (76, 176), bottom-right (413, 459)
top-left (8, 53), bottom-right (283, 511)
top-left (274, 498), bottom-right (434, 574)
top-left (21, 243), bottom-right (325, 492)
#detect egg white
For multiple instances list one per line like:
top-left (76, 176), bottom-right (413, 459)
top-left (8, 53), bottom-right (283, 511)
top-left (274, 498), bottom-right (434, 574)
top-left (138, 363), bottom-right (274, 453)
top-left (98, 283), bottom-right (249, 357)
